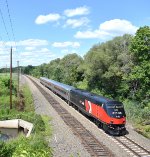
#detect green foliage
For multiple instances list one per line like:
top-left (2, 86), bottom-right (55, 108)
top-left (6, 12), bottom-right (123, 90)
top-left (0, 141), bottom-right (14, 157)
top-left (124, 26), bottom-right (150, 103)
top-left (22, 85), bottom-right (34, 111)
top-left (0, 76), bottom-right (11, 96)
top-left (11, 135), bottom-right (52, 157)
top-left (76, 79), bottom-right (88, 89)
top-left (59, 53), bottom-right (83, 85)
top-left (123, 99), bottom-right (150, 138)
top-left (130, 26), bottom-right (150, 62)
top-left (83, 34), bottom-right (132, 98)
top-left (0, 75), bottom-right (17, 108)
top-left (0, 80), bottom-right (52, 156)
top-left (23, 65), bottom-right (35, 75)
top-left (29, 54), bottom-right (84, 86)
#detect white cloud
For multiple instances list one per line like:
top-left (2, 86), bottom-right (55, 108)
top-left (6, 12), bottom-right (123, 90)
top-left (99, 19), bottom-right (138, 35)
top-left (25, 47), bottom-right (36, 51)
top-left (0, 48), bottom-right (12, 68)
top-left (52, 41), bottom-right (80, 48)
top-left (18, 39), bottom-right (48, 46)
top-left (64, 17), bottom-right (90, 28)
top-left (0, 39), bottom-right (56, 67)
top-left (35, 13), bottom-right (61, 24)
top-left (20, 48), bottom-right (54, 57)
top-left (61, 49), bottom-right (78, 54)
top-left (75, 19), bottom-right (138, 39)
top-left (2, 39), bottom-right (48, 47)
top-left (3, 41), bottom-right (16, 47)
top-left (1, 39), bottom-right (49, 47)
top-left (19, 48), bottom-right (56, 66)
top-left (75, 30), bottom-right (111, 39)
top-left (64, 6), bottom-right (90, 17)
top-left (0, 47), bottom-right (10, 54)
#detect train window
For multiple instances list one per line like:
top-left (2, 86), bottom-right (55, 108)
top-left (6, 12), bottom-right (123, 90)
top-left (54, 86), bottom-right (67, 95)
top-left (106, 103), bottom-right (126, 118)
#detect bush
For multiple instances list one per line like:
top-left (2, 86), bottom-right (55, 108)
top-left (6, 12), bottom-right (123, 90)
top-left (0, 141), bottom-right (14, 157)
top-left (123, 99), bottom-right (150, 138)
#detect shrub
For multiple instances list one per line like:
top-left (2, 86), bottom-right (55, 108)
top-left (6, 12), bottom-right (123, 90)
top-left (0, 141), bottom-right (14, 157)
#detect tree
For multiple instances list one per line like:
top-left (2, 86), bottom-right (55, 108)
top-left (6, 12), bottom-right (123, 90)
top-left (130, 26), bottom-right (150, 63)
top-left (126, 26), bottom-right (150, 103)
top-left (23, 65), bottom-right (35, 75)
top-left (59, 53), bottom-right (83, 85)
top-left (83, 34), bottom-right (132, 98)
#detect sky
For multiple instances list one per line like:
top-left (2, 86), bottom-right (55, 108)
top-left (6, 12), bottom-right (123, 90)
top-left (0, 0), bottom-right (149, 68)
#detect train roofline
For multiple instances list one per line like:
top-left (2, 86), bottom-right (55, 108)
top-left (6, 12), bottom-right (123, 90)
top-left (70, 88), bottom-right (115, 104)
top-left (40, 77), bottom-right (123, 104)
top-left (40, 77), bottom-right (75, 91)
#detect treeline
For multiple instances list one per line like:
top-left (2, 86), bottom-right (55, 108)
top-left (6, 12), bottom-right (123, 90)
top-left (24, 26), bottom-right (149, 104)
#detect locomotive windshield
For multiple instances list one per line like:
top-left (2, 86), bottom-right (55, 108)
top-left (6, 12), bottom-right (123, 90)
top-left (106, 102), bottom-right (126, 118)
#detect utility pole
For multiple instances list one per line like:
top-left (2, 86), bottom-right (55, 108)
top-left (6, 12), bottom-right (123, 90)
top-left (17, 61), bottom-right (19, 98)
top-left (6, 64), bottom-right (7, 75)
top-left (10, 47), bottom-right (12, 109)
top-left (20, 67), bottom-right (21, 75)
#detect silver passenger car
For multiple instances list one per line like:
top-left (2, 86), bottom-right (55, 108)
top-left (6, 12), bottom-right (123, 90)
top-left (40, 77), bottom-right (75, 101)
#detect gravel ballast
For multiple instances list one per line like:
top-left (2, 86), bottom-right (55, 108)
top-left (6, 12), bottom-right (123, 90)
top-left (22, 75), bottom-right (150, 157)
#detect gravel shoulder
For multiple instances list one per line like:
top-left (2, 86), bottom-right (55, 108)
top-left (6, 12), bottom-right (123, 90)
top-left (21, 75), bottom-right (150, 157)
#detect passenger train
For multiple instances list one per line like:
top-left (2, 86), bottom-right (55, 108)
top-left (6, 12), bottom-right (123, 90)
top-left (40, 77), bottom-right (126, 135)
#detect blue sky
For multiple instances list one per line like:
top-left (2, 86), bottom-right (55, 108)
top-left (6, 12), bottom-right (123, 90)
top-left (0, 0), bottom-right (149, 68)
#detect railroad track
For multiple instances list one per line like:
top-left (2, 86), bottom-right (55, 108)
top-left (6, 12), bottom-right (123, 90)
top-left (113, 136), bottom-right (150, 157)
top-left (27, 76), bottom-right (113, 157)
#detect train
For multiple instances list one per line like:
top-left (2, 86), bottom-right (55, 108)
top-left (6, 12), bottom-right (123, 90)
top-left (40, 77), bottom-right (126, 135)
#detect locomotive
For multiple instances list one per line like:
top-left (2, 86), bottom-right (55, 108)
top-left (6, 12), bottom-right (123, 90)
top-left (40, 77), bottom-right (126, 135)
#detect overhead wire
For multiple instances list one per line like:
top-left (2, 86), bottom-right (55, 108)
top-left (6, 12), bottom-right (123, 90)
top-left (0, 4), bottom-right (9, 67)
top-left (5, 0), bottom-right (16, 44)
top-left (0, 7), bottom-right (11, 41)
top-left (0, 0), bottom-right (19, 69)
top-left (4, 0), bottom-right (19, 67)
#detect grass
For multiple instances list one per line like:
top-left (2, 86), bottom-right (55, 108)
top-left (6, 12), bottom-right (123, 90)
top-left (0, 75), bottom-right (53, 156)
top-left (123, 99), bottom-right (150, 138)
top-left (21, 85), bottom-right (34, 112)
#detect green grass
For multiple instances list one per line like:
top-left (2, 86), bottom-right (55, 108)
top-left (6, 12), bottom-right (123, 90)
top-left (22, 85), bottom-right (34, 112)
top-left (0, 75), bottom-right (53, 156)
top-left (123, 99), bottom-right (150, 138)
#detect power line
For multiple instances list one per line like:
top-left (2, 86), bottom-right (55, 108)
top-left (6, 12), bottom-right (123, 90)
top-left (0, 9), bottom-right (8, 50)
top-left (0, 0), bottom-right (19, 69)
top-left (5, 0), bottom-right (16, 43)
top-left (0, 7), bottom-right (11, 41)
top-left (4, 0), bottom-right (19, 67)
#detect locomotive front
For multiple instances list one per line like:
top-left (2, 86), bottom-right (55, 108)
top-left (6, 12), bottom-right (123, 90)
top-left (104, 101), bottom-right (126, 135)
